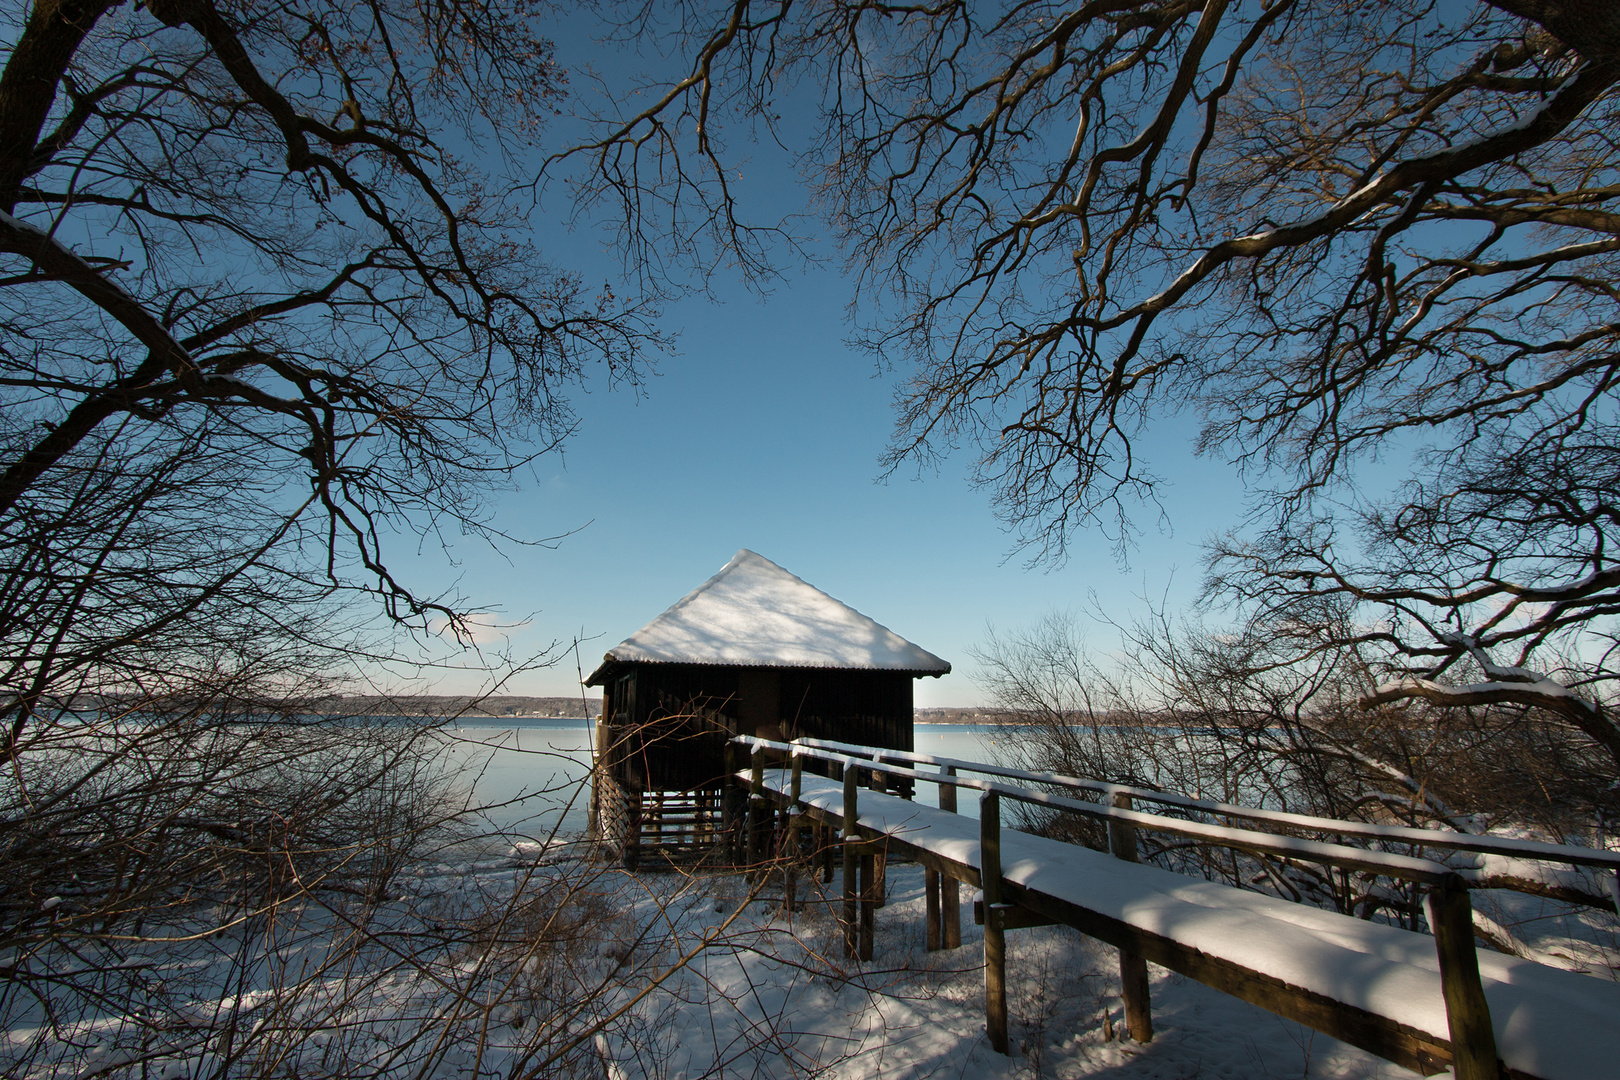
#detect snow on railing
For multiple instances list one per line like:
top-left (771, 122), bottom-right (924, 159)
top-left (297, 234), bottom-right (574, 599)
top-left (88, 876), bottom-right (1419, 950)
top-left (792, 736), bottom-right (1620, 874)
top-left (731, 735), bottom-right (1453, 886)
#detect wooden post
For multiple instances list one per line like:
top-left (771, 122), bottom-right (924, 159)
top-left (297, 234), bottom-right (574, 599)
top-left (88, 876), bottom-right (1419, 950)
top-left (842, 770), bottom-right (859, 960)
top-left (722, 741), bottom-right (740, 861)
top-left (785, 751), bottom-right (804, 912)
top-left (940, 765), bottom-right (962, 949)
top-left (871, 755), bottom-right (888, 909)
top-left (624, 787), bottom-right (642, 871)
top-left (1108, 791), bottom-right (1153, 1043)
top-left (746, 746), bottom-right (766, 868)
top-left (859, 844), bottom-right (876, 960)
top-left (589, 716), bottom-right (610, 839)
top-left (981, 789), bottom-right (1009, 1055)
top-left (925, 867), bottom-right (941, 951)
top-left (1429, 875), bottom-right (1499, 1080)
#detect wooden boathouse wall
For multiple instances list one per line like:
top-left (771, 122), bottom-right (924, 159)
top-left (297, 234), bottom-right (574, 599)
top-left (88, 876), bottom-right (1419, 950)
top-left (590, 663), bottom-right (918, 863)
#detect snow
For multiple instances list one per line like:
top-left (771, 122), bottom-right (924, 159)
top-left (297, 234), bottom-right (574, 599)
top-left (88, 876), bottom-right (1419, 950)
top-left (759, 742), bottom-right (1454, 882)
top-left (7, 833), bottom-right (1434, 1080)
top-left (759, 771), bottom-right (1620, 1080)
top-left (16, 802), bottom-right (1612, 1080)
top-left (796, 736), bottom-right (1620, 872)
top-left (585, 550), bottom-right (950, 678)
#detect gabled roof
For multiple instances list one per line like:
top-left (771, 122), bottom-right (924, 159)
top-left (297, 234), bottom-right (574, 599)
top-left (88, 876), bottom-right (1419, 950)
top-left (584, 549), bottom-right (950, 684)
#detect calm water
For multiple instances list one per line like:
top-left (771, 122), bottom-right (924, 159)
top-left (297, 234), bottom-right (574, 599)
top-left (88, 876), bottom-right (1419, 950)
top-left (444, 722), bottom-right (1006, 837)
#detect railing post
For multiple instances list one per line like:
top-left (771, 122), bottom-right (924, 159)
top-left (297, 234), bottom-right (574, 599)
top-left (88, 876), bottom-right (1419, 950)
top-left (746, 746), bottom-right (766, 869)
top-left (922, 757), bottom-right (944, 946)
top-left (940, 765), bottom-right (961, 949)
top-left (784, 749), bottom-right (804, 912)
top-left (853, 756), bottom-right (878, 954)
top-left (869, 755), bottom-right (887, 908)
top-left (842, 768), bottom-right (859, 960)
top-left (721, 741), bottom-right (741, 862)
top-left (859, 843), bottom-right (876, 960)
top-left (926, 865), bottom-right (942, 950)
top-left (981, 789), bottom-right (1009, 1055)
top-left (1108, 791), bottom-right (1153, 1043)
top-left (1428, 875), bottom-right (1499, 1080)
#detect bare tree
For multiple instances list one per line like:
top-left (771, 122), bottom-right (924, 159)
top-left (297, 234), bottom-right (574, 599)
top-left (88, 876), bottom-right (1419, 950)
top-left (975, 609), bottom-right (1618, 945)
top-left (0, 2), bottom-right (676, 1074)
top-left (559, 0), bottom-right (1620, 789)
top-left (1, 0), bottom-right (663, 755)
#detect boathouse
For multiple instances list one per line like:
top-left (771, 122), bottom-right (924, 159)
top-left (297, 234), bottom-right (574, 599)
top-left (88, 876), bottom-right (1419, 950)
top-left (584, 549), bottom-right (949, 863)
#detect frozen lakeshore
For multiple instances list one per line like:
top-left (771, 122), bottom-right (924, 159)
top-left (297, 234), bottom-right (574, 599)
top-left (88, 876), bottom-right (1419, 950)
top-left (11, 721), bottom-right (1617, 1079)
top-left (11, 841), bottom-right (1436, 1080)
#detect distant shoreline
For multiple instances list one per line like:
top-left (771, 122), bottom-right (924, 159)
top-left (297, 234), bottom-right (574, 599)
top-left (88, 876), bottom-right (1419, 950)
top-left (307, 697), bottom-right (1045, 725)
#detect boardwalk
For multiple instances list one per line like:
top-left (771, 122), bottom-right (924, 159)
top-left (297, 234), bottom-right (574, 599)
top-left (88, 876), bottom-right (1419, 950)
top-left (727, 736), bottom-right (1620, 1080)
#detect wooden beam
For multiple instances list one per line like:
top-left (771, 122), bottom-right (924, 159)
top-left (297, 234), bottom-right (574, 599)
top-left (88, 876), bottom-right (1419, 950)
top-left (940, 764), bottom-right (962, 949)
top-left (1429, 877), bottom-right (1501, 1080)
top-left (746, 747), bottom-right (767, 868)
top-left (974, 898), bottom-right (1059, 930)
top-left (981, 789), bottom-right (1009, 1055)
top-left (784, 753), bottom-right (805, 912)
top-left (1110, 792), bottom-right (1153, 1044)
top-left (722, 742), bottom-right (741, 861)
top-left (859, 847), bottom-right (875, 960)
top-left (926, 868), bottom-right (942, 950)
top-left (869, 756), bottom-right (889, 908)
top-left (623, 787), bottom-right (642, 871)
top-left (843, 770), bottom-right (859, 960)
top-left (589, 715), bottom-right (609, 840)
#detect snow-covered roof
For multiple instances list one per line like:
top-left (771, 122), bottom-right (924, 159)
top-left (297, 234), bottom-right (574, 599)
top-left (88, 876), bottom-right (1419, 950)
top-left (585, 550), bottom-right (950, 684)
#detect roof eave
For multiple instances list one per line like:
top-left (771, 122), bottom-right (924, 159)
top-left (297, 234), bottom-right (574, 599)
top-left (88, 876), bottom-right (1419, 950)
top-left (584, 655), bottom-right (950, 680)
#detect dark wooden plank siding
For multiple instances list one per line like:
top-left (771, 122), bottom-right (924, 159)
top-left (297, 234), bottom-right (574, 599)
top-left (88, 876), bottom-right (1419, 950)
top-left (780, 668), bottom-right (914, 752)
top-left (602, 663), bottom-right (920, 793)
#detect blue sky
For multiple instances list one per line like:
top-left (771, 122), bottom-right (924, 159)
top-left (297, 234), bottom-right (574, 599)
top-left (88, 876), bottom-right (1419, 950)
top-left (403, 254), bottom-right (1246, 706)
top-left (387, 16), bottom-right (1257, 706)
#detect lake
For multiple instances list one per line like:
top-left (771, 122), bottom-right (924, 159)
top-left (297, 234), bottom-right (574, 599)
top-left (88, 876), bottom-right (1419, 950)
top-left (441, 721), bottom-right (1010, 839)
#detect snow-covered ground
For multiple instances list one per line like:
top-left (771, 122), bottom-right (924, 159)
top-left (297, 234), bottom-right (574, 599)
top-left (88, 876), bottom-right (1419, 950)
top-left (588, 859), bottom-right (1422, 1080)
top-left (7, 840), bottom-right (1428, 1080)
top-left (22, 833), bottom-right (1620, 1080)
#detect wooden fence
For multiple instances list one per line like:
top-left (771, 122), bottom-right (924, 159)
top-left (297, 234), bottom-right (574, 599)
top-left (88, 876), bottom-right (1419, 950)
top-left (724, 735), bottom-right (1620, 1080)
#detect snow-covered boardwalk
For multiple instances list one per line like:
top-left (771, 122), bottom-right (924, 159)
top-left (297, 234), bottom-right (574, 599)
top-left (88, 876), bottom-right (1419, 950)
top-left (731, 740), bottom-right (1620, 1080)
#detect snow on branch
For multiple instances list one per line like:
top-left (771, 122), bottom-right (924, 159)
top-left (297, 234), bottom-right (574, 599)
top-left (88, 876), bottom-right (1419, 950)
top-left (1362, 673), bottom-right (1603, 719)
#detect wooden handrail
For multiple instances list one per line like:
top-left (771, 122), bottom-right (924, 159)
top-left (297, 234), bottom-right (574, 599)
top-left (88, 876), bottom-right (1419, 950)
top-left (794, 735), bottom-right (1620, 873)
top-left (730, 734), bottom-right (1513, 1078)
top-left (731, 736), bottom-right (1452, 886)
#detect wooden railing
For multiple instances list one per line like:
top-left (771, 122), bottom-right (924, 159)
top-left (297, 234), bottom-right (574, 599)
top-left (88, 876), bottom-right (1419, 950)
top-left (726, 734), bottom-right (1620, 1080)
top-left (794, 736), bottom-right (1620, 878)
